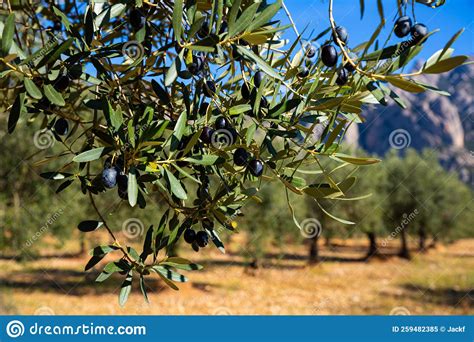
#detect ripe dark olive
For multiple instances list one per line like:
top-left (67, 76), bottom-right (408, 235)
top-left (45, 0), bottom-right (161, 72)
top-left (343, 61), bottom-right (355, 72)
top-left (54, 75), bottom-right (70, 91)
top-left (336, 68), bottom-right (349, 86)
top-left (394, 16), bottom-right (412, 38)
top-left (197, 185), bottom-right (211, 200)
top-left (215, 116), bottom-right (229, 130)
top-left (248, 159), bottom-right (264, 177)
top-left (233, 147), bottom-right (249, 166)
top-left (199, 102), bottom-right (209, 116)
top-left (54, 118), bottom-right (69, 136)
top-left (53, 21), bottom-right (62, 31)
top-left (343, 52), bottom-right (358, 72)
top-left (228, 127), bottom-right (238, 143)
top-left (411, 23), bottom-right (428, 43)
top-left (203, 80), bottom-right (216, 97)
top-left (129, 9), bottom-right (145, 30)
top-left (332, 26), bottom-right (348, 44)
top-left (254, 71), bottom-right (264, 88)
top-left (219, 21), bottom-right (228, 34)
top-left (117, 173), bottom-right (128, 191)
top-left (200, 126), bottom-right (214, 144)
top-left (231, 45), bottom-right (243, 61)
top-left (187, 55), bottom-right (203, 75)
top-left (178, 135), bottom-right (190, 150)
top-left (305, 45), bottom-right (316, 58)
top-left (184, 229), bottom-right (196, 244)
top-left (260, 96), bottom-right (269, 109)
top-left (298, 67), bottom-right (309, 78)
top-left (196, 231), bottom-right (209, 247)
top-left (241, 82), bottom-right (251, 100)
top-left (321, 45), bottom-right (338, 67)
top-left (102, 167), bottom-right (119, 188)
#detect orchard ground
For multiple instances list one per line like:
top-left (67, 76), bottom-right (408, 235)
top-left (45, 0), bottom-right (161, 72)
top-left (0, 235), bottom-right (472, 315)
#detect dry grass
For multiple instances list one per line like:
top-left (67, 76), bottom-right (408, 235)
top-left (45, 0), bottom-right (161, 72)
top-left (0, 238), bottom-right (473, 315)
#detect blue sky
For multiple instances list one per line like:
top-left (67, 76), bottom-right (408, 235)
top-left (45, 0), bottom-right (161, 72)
top-left (281, 0), bottom-right (473, 66)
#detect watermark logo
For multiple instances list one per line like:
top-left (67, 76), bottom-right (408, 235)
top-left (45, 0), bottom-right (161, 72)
top-left (34, 306), bottom-right (55, 315)
top-left (300, 218), bottom-right (323, 238)
top-left (211, 129), bottom-right (234, 149)
top-left (122, 41), bottom-right (144, 61)
top-left (381, 209), bottom-right (419, 247)
top-left (390, 306), bottom-right (411, 315)
top-left (6, 320), bottom-right (25, 338)
top-left (212, 307), bottom-right (232, 315)
top-left (33, 129), bottom-right (55, 150)
top-left (389, 129), bottom-right (411, 150)
top-left (122, 218), bottom-right (145, 239)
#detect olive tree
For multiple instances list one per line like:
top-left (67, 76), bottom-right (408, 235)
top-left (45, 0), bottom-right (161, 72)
top-left (0, 0), bottom-right (466, 304)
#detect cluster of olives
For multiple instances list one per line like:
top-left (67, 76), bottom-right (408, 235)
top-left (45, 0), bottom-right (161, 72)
top-left (394, 16), bottom-right (428, 44)
top-left (233, 147), bottom-right (264, 177)
top-left (183, 220), bottom-right (211, 251)
top-left (304, 26), bottom-right (352, 86)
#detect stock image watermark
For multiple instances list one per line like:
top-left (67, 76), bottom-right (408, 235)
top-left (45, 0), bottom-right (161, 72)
top-left (381, 209), bottom-right (419, 247)
top-left (389, 129), bottom-right (411, 150)
top-left (24, 208), bottom-right (64, 248)
top-left (122, 218), bottom-right (145, 239)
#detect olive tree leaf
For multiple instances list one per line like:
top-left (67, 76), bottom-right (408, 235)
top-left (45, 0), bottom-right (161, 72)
top-left (164, 168), bottom-right (187, 200)
top-left (1, 13), bottom-right (15, 56)
top-left (172, 0), bottom-right (183, 40)
top-left (7, 92), bottom-right (25, 134)
top-left (78, 220), bottom-right (103, 232)
top-left (423, 55), bottom-right (468, 74)
top-left (385, 76), bottom-right (426, 93)
top-left (236, 46), bottom-right (283, 81)
top-left (128, 168), bottom-right (139, 207)
top-left (152, 266), bottom-right (188, 282)
top-left (72, 147), bottom-right (106, 162)
top-left (247, 0), bottom-right (282, 32)
top-left (229, 2), bottom-right (259, 37)
top-left (43, 84), bottom-right (66, 106)
top-left (119, 271), bottom-right (133, 307)
top-left (24, 78), bottom-right (43, 99)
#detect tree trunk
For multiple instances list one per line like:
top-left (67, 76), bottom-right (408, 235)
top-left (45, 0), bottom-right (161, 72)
top-left (418, 227), bottom-right (427, 253)
top-left (428, 235), bottom-right (438, 249)
top-left (80, 236), bottom-right (86, 254)
top-left (366, 232), bottom-right (378, 259)
top-left (399, 228), bottom-right (411, 259)
top-left (324, 236), bottom-right (331, 247)
top-left (308, 236), bottom-right (319, 264)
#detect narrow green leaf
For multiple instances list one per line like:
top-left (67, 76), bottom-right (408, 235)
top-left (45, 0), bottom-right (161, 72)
top-left (119, 271), bottom-right (133, 307)
top-left (164, 168), bottom-right (187, 200)
top-left (8, 92), bottom-right (25, 134)
top-left (1, 14), bottom-right (15, 56)
top-left (172, 0), bottom-right (184, 40)
top-left (247, 0), bottom-right (282, 32)
top-left (229, 2), bottom-right (259, 37)
top-left (72, 147), bottom-right (106, 162)
top-left (385, 76), bottom-right (426, 93)
top-left (423, 55), bottom-right (468, 74)
top-left (43, 84), bottom-right (65, 106)
top-left (128, 168), bottom-right (138, 207)
top-left (24, 78), bottom-right (42, 99)
top-left (236, 46), bottom-right (283, 81)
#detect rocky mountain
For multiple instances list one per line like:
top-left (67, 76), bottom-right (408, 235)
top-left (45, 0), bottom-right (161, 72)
top-left (347, 61), bottom-right (474, 186)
